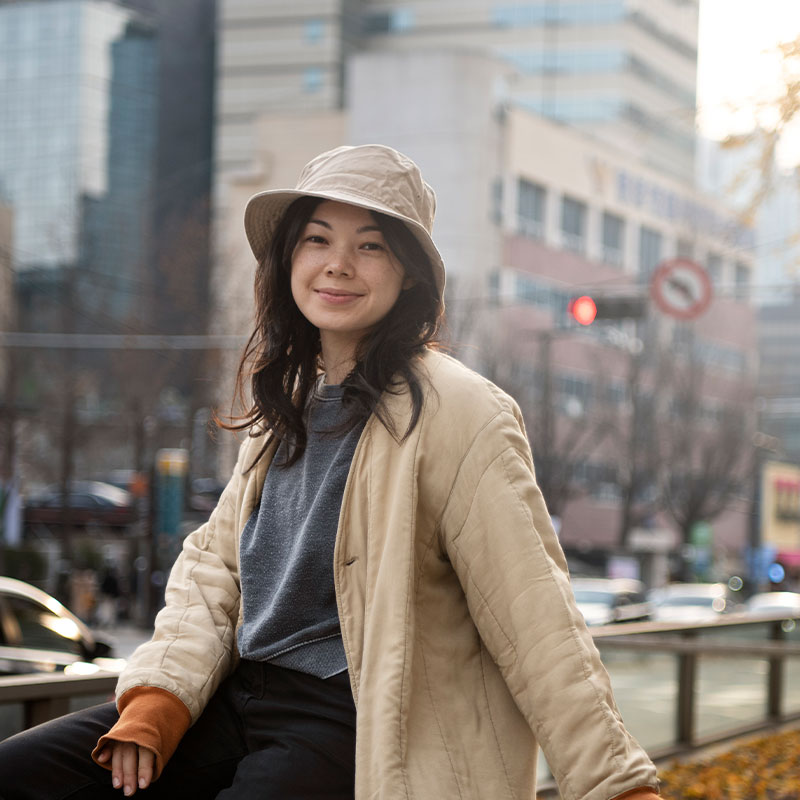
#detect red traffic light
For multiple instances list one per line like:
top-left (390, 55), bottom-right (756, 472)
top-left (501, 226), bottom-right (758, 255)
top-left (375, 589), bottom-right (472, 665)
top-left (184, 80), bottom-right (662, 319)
top-left (568, 295), bottom-right (597, 326)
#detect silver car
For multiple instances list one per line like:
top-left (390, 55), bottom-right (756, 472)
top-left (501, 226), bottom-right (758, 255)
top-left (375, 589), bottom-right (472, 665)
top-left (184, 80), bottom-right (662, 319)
top-left (0, 577), bottom-right (122, 675)
top-left (745, 591), bottom-right (800, 618)
top-left (570, 578), bottom-right (652, 626)
top-left (649, 582), bottom-right (730, 623)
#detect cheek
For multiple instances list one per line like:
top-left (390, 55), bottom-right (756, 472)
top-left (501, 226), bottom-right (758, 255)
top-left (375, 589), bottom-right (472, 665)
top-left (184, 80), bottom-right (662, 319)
top-left (289, 262), bottom-right (305, 308)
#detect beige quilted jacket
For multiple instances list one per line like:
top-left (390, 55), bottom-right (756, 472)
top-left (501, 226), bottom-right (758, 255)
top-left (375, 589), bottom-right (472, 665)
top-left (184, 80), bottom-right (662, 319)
top-left (117, 349), bottom-right (658, 800)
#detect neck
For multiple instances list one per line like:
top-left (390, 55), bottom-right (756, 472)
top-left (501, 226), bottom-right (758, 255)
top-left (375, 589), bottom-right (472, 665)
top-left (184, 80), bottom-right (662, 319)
top-left (320, 335), bottom-right (357, 384)
top-left (323, 360), bottom-right (354, 385)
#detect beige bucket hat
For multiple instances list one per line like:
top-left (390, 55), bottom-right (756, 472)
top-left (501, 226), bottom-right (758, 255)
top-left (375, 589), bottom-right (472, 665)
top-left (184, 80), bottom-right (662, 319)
top-left (244, 144), bottom-right (446, 296)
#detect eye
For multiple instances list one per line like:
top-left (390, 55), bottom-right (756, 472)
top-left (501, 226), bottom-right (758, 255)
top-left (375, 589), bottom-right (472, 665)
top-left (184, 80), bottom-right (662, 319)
top-left (361, 241), bottom-right (385, 251)
top-left (305, 234), bottom-right (327, 244)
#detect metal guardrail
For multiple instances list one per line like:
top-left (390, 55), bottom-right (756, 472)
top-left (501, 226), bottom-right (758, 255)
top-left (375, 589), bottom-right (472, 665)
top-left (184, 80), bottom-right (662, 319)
top-left (593, 612), bottom-right (800, 760)
top-left (534, 612), bottom-right (800, 797)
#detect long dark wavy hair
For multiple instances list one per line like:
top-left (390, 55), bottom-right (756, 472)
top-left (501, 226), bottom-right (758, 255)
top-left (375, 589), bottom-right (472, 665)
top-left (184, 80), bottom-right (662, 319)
top-left (220, 196), bottom-right (444, 469)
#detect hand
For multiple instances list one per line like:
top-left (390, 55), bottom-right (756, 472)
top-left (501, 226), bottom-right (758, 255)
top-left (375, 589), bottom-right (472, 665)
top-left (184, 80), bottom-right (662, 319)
top-left (95, 741), bottom-right (155, 796)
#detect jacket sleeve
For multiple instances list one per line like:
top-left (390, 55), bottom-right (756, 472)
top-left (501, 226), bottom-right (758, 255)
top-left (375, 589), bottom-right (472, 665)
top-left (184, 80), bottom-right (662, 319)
top-left (440, 405), bottom-right (659, 800)
top-left (113, 442), bottom-right (247, 723)
top-left (92, 687), bottom-right (192, 779)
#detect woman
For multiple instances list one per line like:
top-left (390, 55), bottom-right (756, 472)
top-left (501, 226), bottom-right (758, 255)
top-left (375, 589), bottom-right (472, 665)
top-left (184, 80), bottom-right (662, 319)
top-left (0, 145), bottom-right (659, 800)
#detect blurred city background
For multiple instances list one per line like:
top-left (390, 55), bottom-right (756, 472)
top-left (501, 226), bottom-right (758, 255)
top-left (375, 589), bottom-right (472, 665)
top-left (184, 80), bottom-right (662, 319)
top-left (0, 0), bottom-right (799, 782)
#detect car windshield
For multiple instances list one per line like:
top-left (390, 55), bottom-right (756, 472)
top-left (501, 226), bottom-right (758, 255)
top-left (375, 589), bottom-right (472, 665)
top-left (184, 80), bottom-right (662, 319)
top-left (573, 590), bottom-right (614, 605)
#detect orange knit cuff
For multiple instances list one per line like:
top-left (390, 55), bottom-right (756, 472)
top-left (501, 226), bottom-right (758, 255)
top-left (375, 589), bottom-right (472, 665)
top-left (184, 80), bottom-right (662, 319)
top-left (91, 686), bottom-right (192, 781)
top-left (613, 788), bottom-right (660, 800)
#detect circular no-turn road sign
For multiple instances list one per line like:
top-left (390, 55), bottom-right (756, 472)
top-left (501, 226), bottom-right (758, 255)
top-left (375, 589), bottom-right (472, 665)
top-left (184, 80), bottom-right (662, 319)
top-left (650, 258), bottom-right (713, 320)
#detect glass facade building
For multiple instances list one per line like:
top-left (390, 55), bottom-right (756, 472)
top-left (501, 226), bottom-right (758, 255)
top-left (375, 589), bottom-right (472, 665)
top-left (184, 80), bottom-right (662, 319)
top-left (0, 0), bottom-right (156, 319)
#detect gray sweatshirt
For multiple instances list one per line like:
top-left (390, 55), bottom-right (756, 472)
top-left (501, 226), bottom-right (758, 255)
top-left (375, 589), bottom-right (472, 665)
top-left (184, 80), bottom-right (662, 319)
top-left (236, 380), bottom-right (365, 678)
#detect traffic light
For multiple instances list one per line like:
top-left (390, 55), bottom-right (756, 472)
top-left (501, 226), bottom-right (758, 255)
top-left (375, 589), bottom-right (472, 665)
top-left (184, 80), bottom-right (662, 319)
top-left (568, 296), bottom-right (597, 325)
top-left (568, 294), bottom-right (647, 325)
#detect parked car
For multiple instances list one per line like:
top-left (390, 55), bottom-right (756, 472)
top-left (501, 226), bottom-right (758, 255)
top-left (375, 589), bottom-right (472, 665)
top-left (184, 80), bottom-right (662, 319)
top-left (0, 577), bottom-right (123, 675)
top-left (24, 481), bottom-right (136, 528)
top-left (103, 469), bottom-right (149, 498)
top-left (745, 591), bottom-right (800, 618)
top-left (649, 582), bottom-right (731, 623)
top-left (570, 578), bottom-right (652, 626)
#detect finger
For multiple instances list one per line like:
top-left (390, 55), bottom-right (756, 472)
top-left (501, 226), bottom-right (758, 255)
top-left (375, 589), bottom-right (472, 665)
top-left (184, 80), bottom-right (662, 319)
top-left (95, 746), bottom-right (110, 763)
top-left (137, 747), bottom-right (155, 790)
top-left (111, 743), bottom-right (124, 790)
top-left (121, 742), bottom-right (139, 795)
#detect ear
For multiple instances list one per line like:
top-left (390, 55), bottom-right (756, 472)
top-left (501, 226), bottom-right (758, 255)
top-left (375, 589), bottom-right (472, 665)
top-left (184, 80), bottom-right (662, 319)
top-left (402, 275), bottom-right (416, 290)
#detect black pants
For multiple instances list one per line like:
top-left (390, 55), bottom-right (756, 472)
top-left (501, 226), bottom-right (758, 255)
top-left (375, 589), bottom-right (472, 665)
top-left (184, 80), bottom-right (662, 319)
top-left (0, 661), bottom-right (357, 800)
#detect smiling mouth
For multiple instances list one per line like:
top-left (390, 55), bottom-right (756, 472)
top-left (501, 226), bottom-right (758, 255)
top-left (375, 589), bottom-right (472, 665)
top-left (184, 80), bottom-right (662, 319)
top-left (315, 289), bottom-right (362, 302)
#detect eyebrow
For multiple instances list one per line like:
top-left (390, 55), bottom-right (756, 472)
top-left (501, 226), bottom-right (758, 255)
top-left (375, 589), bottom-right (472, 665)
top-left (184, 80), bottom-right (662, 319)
top-left (308, 218), bottom-right (382, 235)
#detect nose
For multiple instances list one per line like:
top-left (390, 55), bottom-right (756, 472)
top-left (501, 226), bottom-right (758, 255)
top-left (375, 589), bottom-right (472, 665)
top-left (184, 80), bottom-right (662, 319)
top-left (325, 249), bottom-right (353, 277)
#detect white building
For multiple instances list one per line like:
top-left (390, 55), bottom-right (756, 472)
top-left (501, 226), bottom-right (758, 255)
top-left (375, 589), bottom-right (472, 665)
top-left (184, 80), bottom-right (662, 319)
top-left (215, 0), bottom-right (699, 185)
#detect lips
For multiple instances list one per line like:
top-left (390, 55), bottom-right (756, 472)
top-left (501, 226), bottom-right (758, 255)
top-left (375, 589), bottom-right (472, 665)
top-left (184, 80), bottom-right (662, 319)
top-left (315, 288), bottom-right (363, 304)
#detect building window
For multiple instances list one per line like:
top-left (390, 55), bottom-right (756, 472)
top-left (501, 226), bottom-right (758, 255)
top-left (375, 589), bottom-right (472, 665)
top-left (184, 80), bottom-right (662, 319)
top-left (515, 274), bottom-right (569, 315)
top-left (601, 211), bottom-right (624, 267)
top-left (676, 238), bottom-right (694, 259)
top-left (305, 19), bottom-right (324, 43)
top-left (561, 195), bottom-right (586, 254)
top-left (556, 373), bottom-right (593, 416)
top-left (735, 262), bottom-right (750, 301)
top-left (363, 9), bottom-right (415, 34)
top-left (491, 177), bottom-right (503, 225)
top-left (392, 9), bottom-right (415, 30)
top-left (672, 322), bottom-right (694, 352)
top-left (639, 226), bottom-right (662, 277)
top-left (706, 252), bottom-right (722, 285)
top-left (491, 2), bottom-right (626, 27)
top-left (626, 55), bottom-right (696, 108)
top-left (303, 67), bottom-right (323, 93)
top-left (517, 95), bottom-right (623, 123)
top-left (517, 178), bottom-right (545, 238)
top-left (574, 462), bottom-right (622, 501)
top-left (604, 380), bottom-right (627, 407)
top-left (488, 269), bottom-right (501, 303)
top-left (498, 47), bottom-right (626, 75)
top-left (363, 12), bottom-right (391, 33)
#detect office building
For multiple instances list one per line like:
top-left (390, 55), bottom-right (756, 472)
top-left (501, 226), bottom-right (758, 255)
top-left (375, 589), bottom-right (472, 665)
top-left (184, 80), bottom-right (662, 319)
top-left (361, 0), bottom-right (699, 181)
top-left (0, 0), bottom-right (161, 489)
top-left (758, 292), bottom-right (800, 465)
top-left (0, 0), bottom-right (157, 320)
top-left (124, 0), bottom-right (216, 339)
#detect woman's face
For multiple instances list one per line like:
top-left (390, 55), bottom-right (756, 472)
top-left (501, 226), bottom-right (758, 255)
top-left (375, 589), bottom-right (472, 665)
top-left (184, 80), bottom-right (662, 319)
top-left (290, 200), bottom-right (409, 362)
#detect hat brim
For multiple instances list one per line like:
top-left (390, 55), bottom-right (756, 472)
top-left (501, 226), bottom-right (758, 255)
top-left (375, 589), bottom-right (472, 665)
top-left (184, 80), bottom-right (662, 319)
top-left (244, 188), bottom-right (446, 297)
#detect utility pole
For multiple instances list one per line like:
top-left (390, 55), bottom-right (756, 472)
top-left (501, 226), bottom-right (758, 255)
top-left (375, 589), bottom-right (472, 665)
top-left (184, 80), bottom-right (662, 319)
top-left (1, 207), bottom-right (18, 565)
top-left (538, 332), bottom-right (554, 471)
top-left (58, 266), bottom-right (78, 576)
